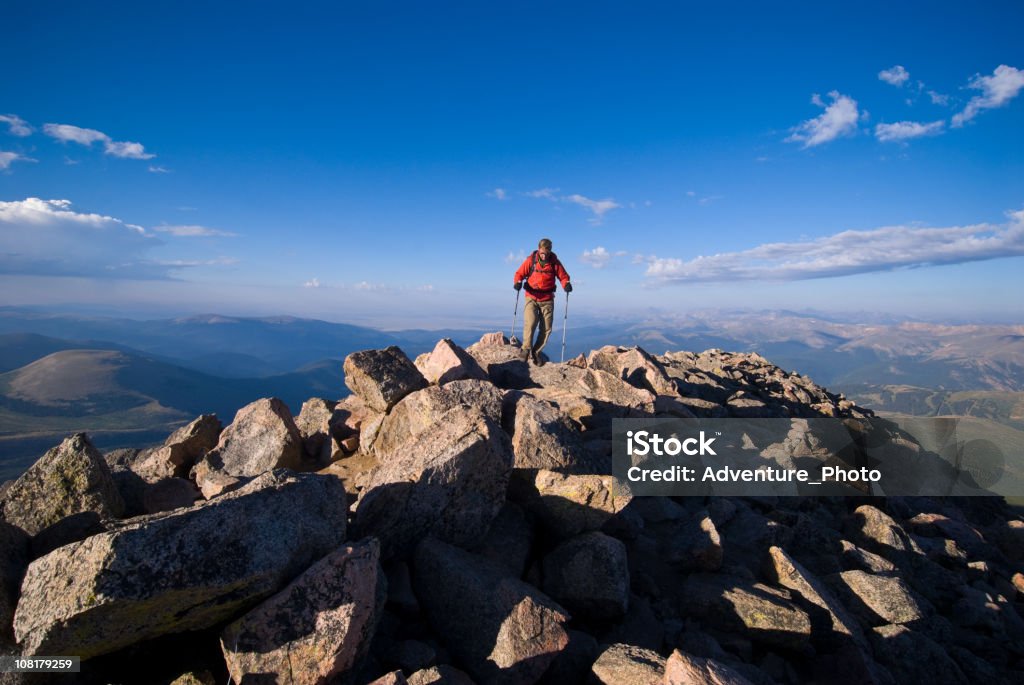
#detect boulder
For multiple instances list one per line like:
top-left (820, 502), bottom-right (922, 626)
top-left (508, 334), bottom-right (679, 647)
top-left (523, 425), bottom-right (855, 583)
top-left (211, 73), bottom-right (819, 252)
top-left (372, 380), bottom-right (503, 458)
top-left (869, 624), bottom-right (968, 685)
top-left (414, 338), bottom-right (488, 385)
top-left (412, 538), bottom-right (569, 685)
top-left (355, 410), bottom-right (513, 559)
top-left (386, 639), bottom-right (435, 674)
top-left (601, 594), bottom-right (664, 651)
top-left (1, 433), bottom-right (124, 537)
top-left (406, 665), bottom-right (475, 685)
top-left (466, 342), bottom-right (532, 389)
top-left (832, 571), bottom-right (927, 625)
top-left (587, 345), bottom-right (678, 396)
top-left (14, 470), bottom-right (348, 659)
top-left (839, 540), bottom-right (897, 575)
top-left (0, 521), bottom-right (29, 645)
top-left (503, 391), bottom-right (586, 470)
top-left (473, 502), bottom-right (534, 578)
top-left (141, 477), bottom-right (202, 514)
top-left (766, 546), bottom-right (862, 644)
top-left (532, 365), bottom-right (656, 416)
top-left (538, 629), bottom-right (599, 685)
top-left (591, 643), bottom-right (665, 685)
top-left (474, 332), bottom-right (509, 347)
top-left (191, 460), bottom-right (243, 500)
top-left (681, 574), bottom-right (812, 649)
top-left (845, 505), bottom-right (922, 564)
top-left (666, 512), bottom-right (723, 572)
top-left (132, 415), bottom-right (221, 481)
top-left (367, 672), bottom-right (408, 685)
top-left (198, 398), bottom-right (304, 479)
top-left (542, 531), bottom-right (629, 622)
top-left (344, 346), bottom-right (427, 412)
top-left (295, 398), bottom-right (339, 462)
top-left (221, 538), bottom-right (386, 685)
top-left (510, 469), bottom-right (631, 539)
top-left (664, 649), bottom-right (756, 685)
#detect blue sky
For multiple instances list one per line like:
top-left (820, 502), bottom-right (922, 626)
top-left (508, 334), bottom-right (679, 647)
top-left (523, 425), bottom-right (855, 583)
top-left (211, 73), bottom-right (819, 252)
top-left (1, 1), bottom-right (1022, 327)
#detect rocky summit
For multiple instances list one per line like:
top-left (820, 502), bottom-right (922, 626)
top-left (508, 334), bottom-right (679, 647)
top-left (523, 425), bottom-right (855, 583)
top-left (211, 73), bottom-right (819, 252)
top-left (0, 334), bottom-right (1021, 684)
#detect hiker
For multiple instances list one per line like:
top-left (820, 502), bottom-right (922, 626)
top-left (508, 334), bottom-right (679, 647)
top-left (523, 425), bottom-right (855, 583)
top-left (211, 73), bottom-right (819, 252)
top-left (513, 238), bottom-right (572, 366)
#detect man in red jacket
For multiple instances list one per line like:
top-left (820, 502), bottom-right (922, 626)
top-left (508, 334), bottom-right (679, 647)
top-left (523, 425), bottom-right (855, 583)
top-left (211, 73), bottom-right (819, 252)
top-left (513, 238), bottom-right (572, 366)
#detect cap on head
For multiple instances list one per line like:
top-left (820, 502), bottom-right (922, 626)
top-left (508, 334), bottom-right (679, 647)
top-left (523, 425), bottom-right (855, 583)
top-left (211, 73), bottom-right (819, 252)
top-left (538, 238), bottom-right (552, 250)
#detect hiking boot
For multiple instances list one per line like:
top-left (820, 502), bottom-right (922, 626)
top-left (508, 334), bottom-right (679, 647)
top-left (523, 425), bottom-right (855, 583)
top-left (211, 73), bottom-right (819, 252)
top-left (533, 351), bottom-right (546, 367)
top-left (520, 347), bottom-right (531, 361)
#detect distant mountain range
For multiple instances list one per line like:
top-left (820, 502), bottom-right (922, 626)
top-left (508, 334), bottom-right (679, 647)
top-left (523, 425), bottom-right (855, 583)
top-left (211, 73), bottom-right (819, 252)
top-left (2, 306), bottom-right (1023, 480)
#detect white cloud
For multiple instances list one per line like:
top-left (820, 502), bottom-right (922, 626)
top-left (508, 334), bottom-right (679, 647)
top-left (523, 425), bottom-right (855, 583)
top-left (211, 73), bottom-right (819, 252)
top-left (785, 91), bottom-right (860, 148)
top-left (564, 193), bottom-right (622, 224)
top-left (43, 122), bottom-right (156, 159)
top-left (354, 281), bottom-right (387, 291)
top-left (928, 90), bottom-right (950, 106)
top-left (304, 278), bottom-right (321, 288)
top-left (698, 195), bottom-right (725, 206)
top-left (0, 152), bottom-right (35, 171)
top-left (522, 187), bottom-right (622, 224)
top-left (43, 123), bottom-right (109, 145)
top-left (875, 120), bottom-right (945, 142)
top-left (878, 65), bottom-right (910, 87)
top-left (487, 187), bottom-right (508, 200)
top-left (581, 246), bottom-right (612, 268)
top-left (0, 114), bottom-right (32, 137)
top-left (505, 250), bottom-right (527, 264)
top-left (152, 225), bottom-right (237, 237)
top-left (155, 257), bottom-right (238, 267)
top-left (148, 165), bottom-right (171, 173)
top-left (102, 140), bottom-right (155, 160)
top-left (952, 64), bottom-right (1024, 127)
top-left (686, 190), bottom-right (696, 197)
top-left (0, 198), bottom-right (163, 278)
top-left (645, 209), bottom-right (1024, 284)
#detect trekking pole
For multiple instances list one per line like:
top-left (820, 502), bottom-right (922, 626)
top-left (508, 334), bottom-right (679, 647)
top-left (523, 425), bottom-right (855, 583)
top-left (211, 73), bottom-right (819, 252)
top-left (510, 288), bottom-right (521, 345)
top-left (560, 291), bottom-right (569, 362)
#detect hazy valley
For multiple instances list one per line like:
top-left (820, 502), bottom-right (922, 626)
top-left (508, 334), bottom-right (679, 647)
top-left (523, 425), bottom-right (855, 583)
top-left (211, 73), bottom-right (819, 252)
top-left (2, 306), bottom-right (1024, 481)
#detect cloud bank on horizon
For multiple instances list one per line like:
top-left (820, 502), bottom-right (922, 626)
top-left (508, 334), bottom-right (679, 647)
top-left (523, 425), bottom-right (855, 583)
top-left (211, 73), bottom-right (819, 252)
top-left (644, 209), bottom-right (1024, 283)
top-left (0, 198), bottom-right (234, 279)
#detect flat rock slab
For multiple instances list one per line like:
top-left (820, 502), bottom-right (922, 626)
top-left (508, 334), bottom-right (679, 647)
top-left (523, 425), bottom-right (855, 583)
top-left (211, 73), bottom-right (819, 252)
top-left (681, 574), bottom-right (812, 650)
top-left (664, 649), bottom-right (755, 685)
top-left (221, 538), bottom-right (385, 685)
top-left (832, 570), bottom-right (928, 625)
top-left (869, 624), bottom-right (968, 685)
top-left (413, 538), bottom-right (569, 685)
top-left (14, 470), bottom-right (348, 660)
top-left (344, 346), bottom-right (427, 412)
top-left (590, 643), bottom-right (665, 685)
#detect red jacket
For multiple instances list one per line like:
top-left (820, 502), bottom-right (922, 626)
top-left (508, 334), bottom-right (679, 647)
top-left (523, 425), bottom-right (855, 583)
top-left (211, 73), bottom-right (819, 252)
top-left (514, 251), bottom-right (570, 302)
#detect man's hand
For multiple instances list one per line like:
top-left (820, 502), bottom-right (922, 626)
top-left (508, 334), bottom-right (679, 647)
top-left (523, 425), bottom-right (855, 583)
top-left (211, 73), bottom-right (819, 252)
top-left (514, 281), bottom-right (523, 291)
top-left (564, 282), bottom-right (573, 293)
